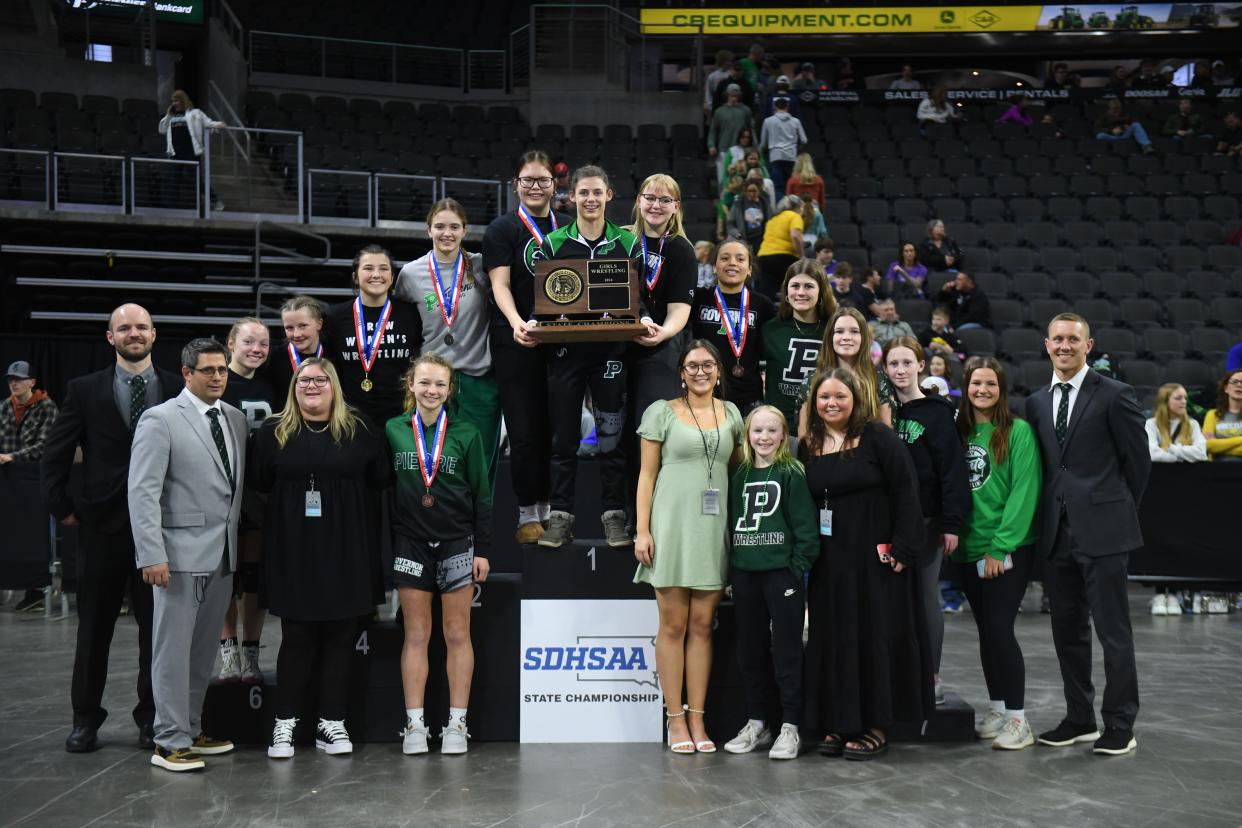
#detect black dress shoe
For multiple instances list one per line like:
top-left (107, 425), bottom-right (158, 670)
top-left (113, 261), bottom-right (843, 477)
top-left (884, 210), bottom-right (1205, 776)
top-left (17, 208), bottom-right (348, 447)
top-left (138, 723), bottom-right (155, 750)
top-left (1093, 727), bottom-right (1138, 755)
top-left (1037, 719), bottom-right (1100, 747)
top-left (65, 725), bottom-right (100, 753)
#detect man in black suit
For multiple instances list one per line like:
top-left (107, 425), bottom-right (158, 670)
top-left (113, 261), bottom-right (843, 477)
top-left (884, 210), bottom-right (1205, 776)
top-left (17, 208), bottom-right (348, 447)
top-left (1025, 312), bottom-right (1150, 756)
top-left (41, 304), bottom-right (182, 753)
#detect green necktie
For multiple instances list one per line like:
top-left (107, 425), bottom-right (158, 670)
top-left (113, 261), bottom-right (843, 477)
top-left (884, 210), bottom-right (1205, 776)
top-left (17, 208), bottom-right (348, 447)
top-left (128, 375), bottom-right (147, 431)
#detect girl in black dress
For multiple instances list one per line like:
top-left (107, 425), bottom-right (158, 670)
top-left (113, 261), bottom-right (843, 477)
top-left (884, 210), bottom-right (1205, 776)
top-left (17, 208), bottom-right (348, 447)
top-left (799, 367), bottom-right (929, 760)
top-left (250, 358), bottom-right (390, 759)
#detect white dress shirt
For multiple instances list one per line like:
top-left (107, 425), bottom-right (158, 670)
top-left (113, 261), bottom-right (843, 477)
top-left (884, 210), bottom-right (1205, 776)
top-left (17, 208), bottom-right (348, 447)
top-left (184, 387), bottom-right (234, 472)
top-left (1049, 363), bottom-right (1091, 429)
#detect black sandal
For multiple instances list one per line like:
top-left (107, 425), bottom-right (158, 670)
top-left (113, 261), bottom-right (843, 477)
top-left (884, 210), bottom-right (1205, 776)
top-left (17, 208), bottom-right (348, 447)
top-left (817, 732), bottom-right (845, 757)
top-left (843, 729), bottom-right (888, 761)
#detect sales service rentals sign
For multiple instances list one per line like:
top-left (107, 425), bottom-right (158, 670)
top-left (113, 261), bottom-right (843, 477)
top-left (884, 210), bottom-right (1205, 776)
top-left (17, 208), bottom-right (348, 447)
top-left (520, 600), bottom-right (663, 742)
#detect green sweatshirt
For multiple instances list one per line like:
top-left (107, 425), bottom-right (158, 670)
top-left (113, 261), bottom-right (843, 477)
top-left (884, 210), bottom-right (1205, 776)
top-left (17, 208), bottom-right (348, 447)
top-left (955, 419), bottom-right (1041, 563)
top-left (761, 316), bottom-right (825, 427)
top-left (386, 411), bottom-right (493, 555)
top-left (728, 461), bottom-right (820, 576)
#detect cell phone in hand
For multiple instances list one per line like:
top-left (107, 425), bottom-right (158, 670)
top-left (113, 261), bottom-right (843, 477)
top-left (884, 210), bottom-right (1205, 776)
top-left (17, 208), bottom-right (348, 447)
top-left (977, 554), bottom-right (1014, 577)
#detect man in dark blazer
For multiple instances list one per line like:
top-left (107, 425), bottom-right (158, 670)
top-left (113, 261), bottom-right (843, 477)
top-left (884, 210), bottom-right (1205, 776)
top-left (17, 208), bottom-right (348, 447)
top-left (40, 304), bottom-right (181, 752)
top-left (1025, 312), bottom-right (1150, 756)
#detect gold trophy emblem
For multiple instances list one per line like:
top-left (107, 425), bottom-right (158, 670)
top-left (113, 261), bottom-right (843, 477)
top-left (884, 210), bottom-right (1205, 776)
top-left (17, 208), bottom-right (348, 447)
top-left (545, 268), bottom-right (584, 305)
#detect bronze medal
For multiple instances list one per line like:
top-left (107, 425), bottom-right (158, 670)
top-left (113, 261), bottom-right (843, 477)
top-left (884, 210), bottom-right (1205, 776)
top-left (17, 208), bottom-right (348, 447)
top-left (421, 493), bottom-right (435, 508)
top-left (731, 364), bottom-right (744, 378)
top-left (444, 332), bottom-right (455, 346)
top-left (361, 377), bottom-right (373, 392)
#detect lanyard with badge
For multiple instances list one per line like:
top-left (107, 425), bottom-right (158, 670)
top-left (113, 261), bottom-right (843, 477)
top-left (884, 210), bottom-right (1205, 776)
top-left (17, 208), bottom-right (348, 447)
top-left (304, 423), bottom-right (333, 518)
top-left (686, 400), bottom-right (722, 515)
top-left (819, 489), bottom-right (833, 537)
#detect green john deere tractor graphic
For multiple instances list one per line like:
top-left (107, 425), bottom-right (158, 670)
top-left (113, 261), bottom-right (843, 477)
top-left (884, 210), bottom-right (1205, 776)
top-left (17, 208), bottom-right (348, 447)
top-left (1049, 6), bottom-right (1086, 28)
top-left (1114, 5), bottom-right (1156, 28)
top-left (1088, 10), bottom-right (1111, 27)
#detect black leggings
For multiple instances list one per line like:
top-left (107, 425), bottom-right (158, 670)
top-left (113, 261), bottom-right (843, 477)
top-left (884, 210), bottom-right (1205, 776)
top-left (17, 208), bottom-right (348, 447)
top-left (956, 548), bottom-right (1032, 710)
top-left (732, 567), bottom-right (805, 726)
top-left (491, 333), bottom-right (552, 507)
top-left (546, 341), bottom-right (628, 514)
top-left (276, 617), bottom-right (359, 720)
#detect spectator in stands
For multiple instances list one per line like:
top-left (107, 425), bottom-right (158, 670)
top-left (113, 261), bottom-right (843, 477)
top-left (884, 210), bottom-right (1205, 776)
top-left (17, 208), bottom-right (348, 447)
top-left (885, 242), bottom-right (928, 299)
top-left (834, 57), bottom-right (859, 90)
top-left (1045, 63), bottom-right (1077, 91)
top-left (743, 157), bottom-right (776, 211)
top-left (1204, 370), bottom-right (1242, 461)
top-left (709, 84), bottom-right (755, 180)
top-left (250, 358), bottom-right (390, 759)
top-left (937, 271), bottom-right (989, 331)
top-left (694, 241), bottom-right (717, 288)
top-left (1215, 111), bottom-right (1241, 156)
top-left (917, 84), bottom-right (958, 124)
top-left (550, 161), bottom-right (572, 213)
top-left (762, 75), bottom-right (801, 119)
top-left (728, 180), bottom-right (770, 250)
top-left (996, 94), bottom-right (1035, 128)
top-left (920, 306), bottom-right (967, 362)
top-left (719, 127), bottom-right (758, 190)
top-left (1, 360), bottom-right (59, 612)
top-left (756, 194), bottom-right (805, 300)
top-left (759, 97), bottom-right (807, 201)
top-left (1189, 59), bottom-right (1214, 90)
top-left (889, 64), bottom-right (922, 91)
top-left (1146, 384), bottom-right (1207, 463)
top-left (792, 62), bottom-right (820, 93)
top-left (1107, 65), bottom-right (1131, 92)
top-left (830, 262), bottom-right (862, 309)
top-left (856, 267), bottom-right (886, 321)
top-left (704, 49), bottom-right (735, 115)
top-left (712, 62), bottom-right (757, 115)
top-left (1162, 99), bottom-right (1204, 141)
top-left (739, 43), bottom-right (766, 93)
top-left (870, 299), bottom-right (915, 346)
top-left (784, 153), bottom-right (825, 213)
top-left (814, 236), bottom-right (839, 275)
top-left (1130, 60), bottom-right (1167, 90)
top-left (1095, 100), bottom-right (1155, 154)
top-left (1211, 60), bottom-right (1236, 87)
top-left (799, 199), bottom-right (828, 257)
top-left (158, 89), bottom-right (224, 212)
top-left (715, 174), bottom-right (745, 241)
top-left (918, 219), bottom-right (963, 272)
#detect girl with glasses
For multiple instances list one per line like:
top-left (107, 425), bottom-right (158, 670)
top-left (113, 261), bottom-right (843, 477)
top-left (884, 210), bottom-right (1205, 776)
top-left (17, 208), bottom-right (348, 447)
top-left (1204, 370), bottom-right (1242, 461)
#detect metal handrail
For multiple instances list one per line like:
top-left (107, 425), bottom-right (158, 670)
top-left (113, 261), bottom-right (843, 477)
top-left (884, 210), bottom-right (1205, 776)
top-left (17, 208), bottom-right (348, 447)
top-left (213, 0), bottom-right (245, 53)
top-left (129, 156), bottom-right (199, 215)
top-left (51, 150), bottom-right (127, 211)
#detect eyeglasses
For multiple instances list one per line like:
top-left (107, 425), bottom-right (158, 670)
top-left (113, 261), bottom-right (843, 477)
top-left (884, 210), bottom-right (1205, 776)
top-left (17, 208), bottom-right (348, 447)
top-left (296, 376), bottom-right (331, 388)
top-left (190, 366), bottom-right (229, 377)
top-left (1228, 379), bottom-right (1242, 387)
top-left (683, 361), bottom-right (718, 375)
top-left (516, 176), bottom-right (554, 189)
top-left (640, 194), bottom-right (678, 207)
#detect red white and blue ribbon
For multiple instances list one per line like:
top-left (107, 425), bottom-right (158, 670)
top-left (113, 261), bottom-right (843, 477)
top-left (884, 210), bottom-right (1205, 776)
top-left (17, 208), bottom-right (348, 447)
top-left (517, 203), bottom-right (556, 246)
top-left (287, 342), bottom-right (322, 371)
top-left (412, 407), bottom-right (448, 492)
top-left (427, 252), bottom-right (465, 329)
top-left (641, 233), bottom-right (667, 292)
top-left (714, 286), bottom-right (750, 359)
top-left (352, 297), bottom-right (393, 375)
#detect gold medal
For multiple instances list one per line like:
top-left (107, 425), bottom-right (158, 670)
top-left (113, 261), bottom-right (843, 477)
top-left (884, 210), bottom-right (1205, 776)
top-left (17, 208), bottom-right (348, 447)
top-left (361, 377), bottom-right (373, 392)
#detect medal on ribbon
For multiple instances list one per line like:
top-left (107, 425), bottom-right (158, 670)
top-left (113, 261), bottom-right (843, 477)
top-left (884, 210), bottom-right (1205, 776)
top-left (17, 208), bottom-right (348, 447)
top-left (412, 408), bottom-right (447, 508)
top-left (641, 233), bottom-right (667, 292)
top-left (517, 203), bottom-right (556, 246)
top-left (428, 252), bottom-right (465, 338)
top-left (287, 342), bottom-right (322, 372)
top-left (353, 297), bottom-right (393, 392)
top-left (714, 286), bottom-right (749, 375)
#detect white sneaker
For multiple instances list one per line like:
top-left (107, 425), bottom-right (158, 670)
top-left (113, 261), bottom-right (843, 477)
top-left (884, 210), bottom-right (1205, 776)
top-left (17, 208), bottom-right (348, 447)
top-left (441, 718), bottom-right (469, 754)
top-left (975, 709), bottom-right (1005, 740)
top-left (934, 675), bottom-right (946, 706)
top-left (315, 719), bottom-right (353, 755)
top-left (992, 717), bottom-right (1035, 750)
top-left (1165, 593), bottom-right (1183, 615)
top-left (268, 717), bottom-right (297, 759)
top-left (218, 642), bottom-right (241, 681)
top-left (241, 644), bottom-right (263, 684)
top-left (768, 724), bottom-right (800, 760)
top-left (401, 718), bottom-right (429, 755)
top-left (1149, 594), bottom-right (1168, 616)
top-left (723, 720), bottom-right (770, 754)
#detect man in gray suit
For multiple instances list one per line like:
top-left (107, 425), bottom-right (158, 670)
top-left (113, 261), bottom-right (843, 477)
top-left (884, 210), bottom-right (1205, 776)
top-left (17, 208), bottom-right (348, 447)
top-left (129, 338), bottom-right (248, 772)
top-left (1025, 313), bottom-right (1150, 757)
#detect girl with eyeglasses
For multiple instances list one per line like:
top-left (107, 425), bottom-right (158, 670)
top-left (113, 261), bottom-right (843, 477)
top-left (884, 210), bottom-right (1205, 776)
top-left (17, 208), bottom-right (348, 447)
top-left (634, 339), bottom-right (744, 754)
top-left (249, 358), bottom-right (391, 759)
top-left (481, 151), bottom-right (572, 545)
top-left (1204, 370), bottom-right (1242, 461)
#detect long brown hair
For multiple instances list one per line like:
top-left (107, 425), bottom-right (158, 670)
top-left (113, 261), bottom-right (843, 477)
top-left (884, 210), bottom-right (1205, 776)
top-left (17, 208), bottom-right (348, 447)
top-left (812, 307), bottom-right (879, 420)
top-left (1214, 370), bottom-right (1242, 418)
top-left (955, 356), bottom-right (1015, 465)
top-left (425, 197), bottom-right (476, 285)
top-left (777, 258), bottom-right (835, 321)
top-left (401, 351), bottom-right (456, 413)
top-left (1153, 383), bottom-right (1193, 448)
top-left (802, 367), bottom-right (873, 457)
top-left (679, 338), bottom-right (727, 401)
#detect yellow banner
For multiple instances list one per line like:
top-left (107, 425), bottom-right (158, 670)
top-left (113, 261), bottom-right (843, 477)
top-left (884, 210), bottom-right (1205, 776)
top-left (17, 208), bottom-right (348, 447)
top-left (639, 7), bottom-right (1045, 35)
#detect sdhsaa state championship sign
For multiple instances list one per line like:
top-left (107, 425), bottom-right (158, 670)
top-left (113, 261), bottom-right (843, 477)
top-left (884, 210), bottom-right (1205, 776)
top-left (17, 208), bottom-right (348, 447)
top-left (520, 599), bottom-right (662, 743)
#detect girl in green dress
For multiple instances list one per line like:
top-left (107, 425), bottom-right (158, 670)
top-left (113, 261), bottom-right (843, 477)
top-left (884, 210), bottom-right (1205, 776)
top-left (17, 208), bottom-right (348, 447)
top-left (634, 339), bottom-right (744, 754)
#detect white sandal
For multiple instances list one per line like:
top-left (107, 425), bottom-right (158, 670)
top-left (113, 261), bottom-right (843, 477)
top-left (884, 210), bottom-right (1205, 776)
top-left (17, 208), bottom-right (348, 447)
top-left (666, 707), bottom-right (694, 754)
top-left (686, 707), bottom-right (716, 753)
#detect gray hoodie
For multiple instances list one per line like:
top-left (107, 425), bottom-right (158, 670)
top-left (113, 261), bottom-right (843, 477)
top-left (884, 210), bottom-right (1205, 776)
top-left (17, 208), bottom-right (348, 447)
top-left (759, 111), bottom-right (807, 164)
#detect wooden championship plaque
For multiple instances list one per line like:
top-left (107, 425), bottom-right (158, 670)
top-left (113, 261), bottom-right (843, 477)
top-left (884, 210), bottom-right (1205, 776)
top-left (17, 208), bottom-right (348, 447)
top-left (529, 258), bottom-right (650, 343)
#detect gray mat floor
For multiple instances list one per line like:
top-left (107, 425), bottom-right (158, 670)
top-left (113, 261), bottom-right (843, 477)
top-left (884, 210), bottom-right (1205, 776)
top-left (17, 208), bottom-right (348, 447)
top-left (2, 586), bottom-right (1240, 827)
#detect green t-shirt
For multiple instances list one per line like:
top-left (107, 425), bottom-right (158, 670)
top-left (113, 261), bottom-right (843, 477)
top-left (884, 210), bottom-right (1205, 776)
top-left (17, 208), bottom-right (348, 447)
top-left (955, 419), bottom-right (1041, 562)
top-left (728, 461), bottom-right (820, 575)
